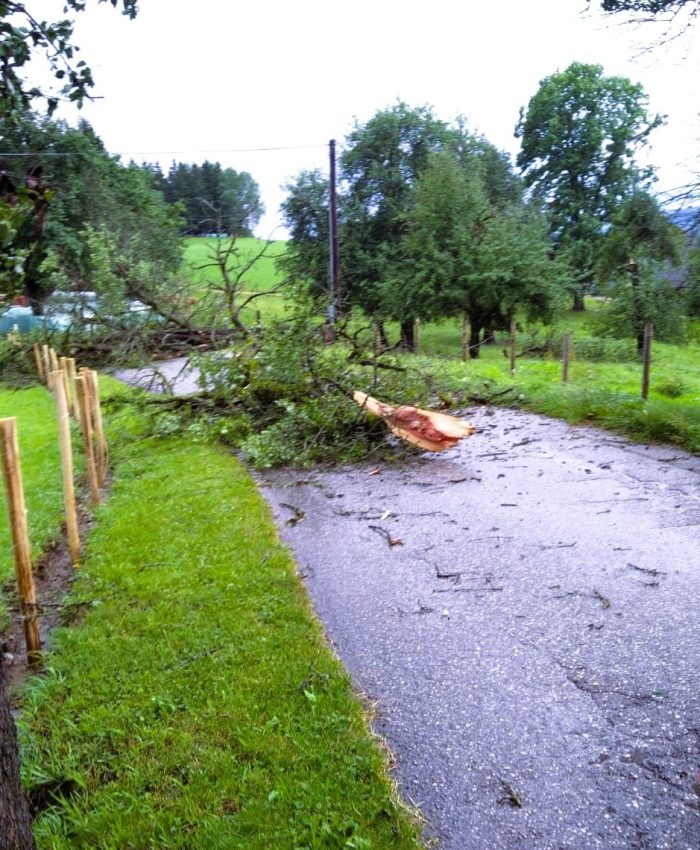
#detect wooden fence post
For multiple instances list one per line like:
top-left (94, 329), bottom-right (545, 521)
top-left (48, 347), bottom-right (59, 376)
top-left (66, 357), bottom-right (78, 419)
top-left (50, 371), bottom-right (80, 565)
top-left (75, 375), bottom-right (101, 507)
top-left (0, 418), bottom-right (41, 662)
top-left (33, 343), bottom-right (44, 380)
top-left (641, 323), bottom-right (653, 400)
top-left (87, 370), bottom-right (108, 486)
top-left (562, 332), bottom-right (571, 383)
top-left (59, 356), bottom-right (74, 417)
top-left (509, 320), bottom-right (517, 374)
top-left (461, 316), bottom-right (469, 363)
top-left (41, 345), bottom-right (50, 384)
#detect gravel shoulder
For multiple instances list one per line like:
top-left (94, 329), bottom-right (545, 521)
top-left (257, 406), bottom-right (700, 850)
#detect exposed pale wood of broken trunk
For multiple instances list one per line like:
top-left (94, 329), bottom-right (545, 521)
top-left (353, 391), bottom-right (476, 452)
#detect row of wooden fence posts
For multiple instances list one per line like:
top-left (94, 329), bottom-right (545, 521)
top-left (507, 322), bottom-right (654, 400)
top-left (0, 344), bottom-right (108, 664)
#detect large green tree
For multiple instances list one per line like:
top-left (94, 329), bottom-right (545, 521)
top-left (340, 103), bottom-right (452, 347)
top-left (279, 168), bottom-right (330, 298)
top-left (515, 62), bottom-right (663, 310)
top-left (282, 104), bottom-right (525, 348)
top-left (384, 151), bottom-right (562, 356)
top-left (1, 112), bottom-right (183, 312)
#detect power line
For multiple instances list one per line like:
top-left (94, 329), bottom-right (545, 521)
top-left (0, 143), bottom-right (327, 158)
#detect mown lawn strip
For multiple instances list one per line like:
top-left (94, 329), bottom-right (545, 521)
top-left (19, 420), bottom-right (422, 849)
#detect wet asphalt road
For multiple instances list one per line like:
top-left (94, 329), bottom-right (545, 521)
top-left (257, 406), bottom-right (700, 850)
top-left (114, 356), bottom-right (201, 395)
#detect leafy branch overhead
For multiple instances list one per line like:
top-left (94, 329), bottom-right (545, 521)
top-left (0, 1), bottom-right (138, 116)
top-left (599, 0), bottom-right (698, 16)
top-left (594, 1), bottom-right (699, 43)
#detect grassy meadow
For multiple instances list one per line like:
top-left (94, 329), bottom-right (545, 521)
top-left (182, 237), bottom-right (288, 323)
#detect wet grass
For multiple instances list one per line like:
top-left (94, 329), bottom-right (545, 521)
top-left (17, 389), bottom-right (423, 849)
top-left (427, 335), bottom-right (700, 454)
top-left (0, 386), bottom-right (68, 628)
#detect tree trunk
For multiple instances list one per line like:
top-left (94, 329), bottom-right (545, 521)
top-left (399, 318), bottom-right (416, 352)
top-left (482, 327), bottom-right (496, 345)
top-left (0, 658), bottom-right (36, 850)
top-left (469, 325), bottom-right (482, 359)
top-left (572, 288), bottom-right (585, 311)
top-left (376, 321), bottom-right (389, 350)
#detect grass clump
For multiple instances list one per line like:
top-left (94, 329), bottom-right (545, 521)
top-left (18, 398), bottom-right (422, 849)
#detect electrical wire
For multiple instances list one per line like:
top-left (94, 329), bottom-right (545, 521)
top-left (0, 143), bottom-right (328, 158)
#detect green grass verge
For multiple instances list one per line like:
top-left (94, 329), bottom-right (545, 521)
top-left (428, 338), bottom-right (700, 453)
top-left (18, 394), bottom-right (422, 849)
top-left (0, 385), bottom-right (68, 627)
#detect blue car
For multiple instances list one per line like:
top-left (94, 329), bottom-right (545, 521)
top-left (0, 305), bottom-right (66, 334)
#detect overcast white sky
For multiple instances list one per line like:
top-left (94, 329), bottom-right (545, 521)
top-left (59, 0), bottom-right (700, 236)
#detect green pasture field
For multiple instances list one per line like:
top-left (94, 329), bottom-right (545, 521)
top-left (17, 387), bottom-right (422, 850)
top-left (182, 237), bottom-right (288, 323)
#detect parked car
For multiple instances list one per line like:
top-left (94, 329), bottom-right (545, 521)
top-left (1, 292), bottom-right (160, 335)
top-left (0, 305), bottom-right (64, 334)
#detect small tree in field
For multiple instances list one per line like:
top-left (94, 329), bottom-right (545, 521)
top-left (194, 230), bottom-right (285, 336)
top-left (384, 151), bottom-right (564, 357)
top-left (595, 191), bottom-right (685, 349)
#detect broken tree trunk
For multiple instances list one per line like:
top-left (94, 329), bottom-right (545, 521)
top-left (353, 391), bottom-right (475, 451)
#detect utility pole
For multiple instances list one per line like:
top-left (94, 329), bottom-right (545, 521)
top-left (628, 257), bottom-right (644, 355)
top-left (326, 138), bottom-right (341, 342)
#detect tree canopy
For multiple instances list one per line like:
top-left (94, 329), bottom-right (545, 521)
top-left (599, 1), bottom-right (698, 16)
top-left (384, 151), bottom-right (563, 356)
top-left (279, 168), bottom-right (329, 298)
top-left (339, 103), bottom-right (452, 332)
top-left (595, 191), bottom-right (685, 347)
top-left (281, 103), bottom-right (559, 351)
top-left (339, 105), bottom-right (526, 337)
top-left (158, 161), bottom-right (264, 237)
top-left (515, 62), bottom-right (663, 308)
